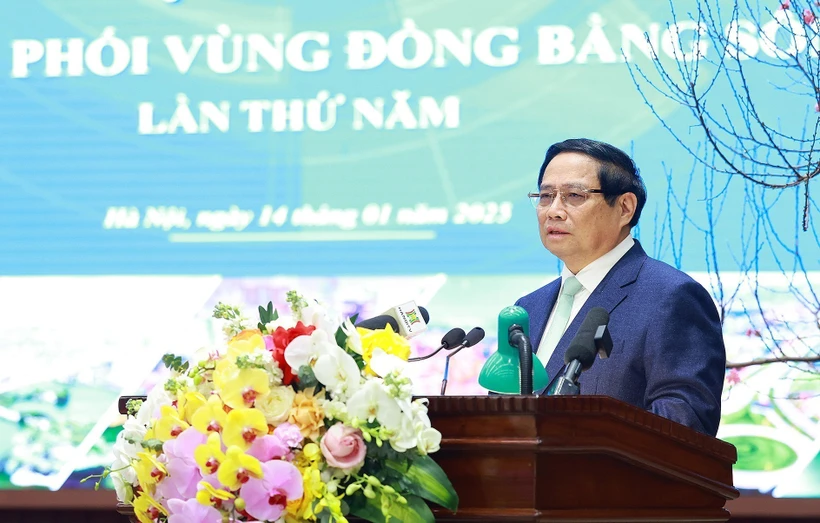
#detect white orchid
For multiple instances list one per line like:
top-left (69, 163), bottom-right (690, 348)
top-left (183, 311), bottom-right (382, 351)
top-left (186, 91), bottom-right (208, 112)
top-left (299, 298), bottom-right (341, 336)
top-left (341, 318), bottom-right (363, 355)
top-left (346, 379), bottom-right (403, 432)
top-left (313, 345), bottom-right (362, 400)
top-left (135, 385), bottom-right (173, 426)
top-left (284, 328), bottom-right (337, 370)
top-left (368, 347), bottom-right (407, 378)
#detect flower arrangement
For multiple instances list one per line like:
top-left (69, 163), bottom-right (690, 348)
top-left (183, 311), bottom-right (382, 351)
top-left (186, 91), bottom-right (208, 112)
top-left (105, 292), bottom-right (458, 523)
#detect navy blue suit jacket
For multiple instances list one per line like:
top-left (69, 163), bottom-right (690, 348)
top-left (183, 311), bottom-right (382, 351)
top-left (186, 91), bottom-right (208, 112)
top-left (516, 241), bottom-right (725, 436)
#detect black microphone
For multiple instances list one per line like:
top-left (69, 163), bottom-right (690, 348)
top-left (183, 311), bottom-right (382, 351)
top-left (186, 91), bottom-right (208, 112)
top-left (552, 307), bottom-right (610, 396)
top-left (354, 305), bottom-right (430, 336)
top-left (355, 314), bottom-right (400, 332)
top-left (440, 327), bottom-right (485, 395)
top-left (409, 327), bottom-right (466, 362)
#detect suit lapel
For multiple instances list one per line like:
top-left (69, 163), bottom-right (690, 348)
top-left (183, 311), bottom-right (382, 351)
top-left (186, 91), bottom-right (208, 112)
top-left (543, 242), bottom-right (648, 382)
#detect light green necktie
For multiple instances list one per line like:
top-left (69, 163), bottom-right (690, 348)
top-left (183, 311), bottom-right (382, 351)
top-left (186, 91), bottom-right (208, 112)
top-left (537, 276), bottom-right (584, 363)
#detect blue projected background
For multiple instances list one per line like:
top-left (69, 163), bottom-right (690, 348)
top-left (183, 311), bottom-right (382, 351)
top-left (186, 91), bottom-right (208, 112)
top-left (1, 0), bottom-right (818, 499)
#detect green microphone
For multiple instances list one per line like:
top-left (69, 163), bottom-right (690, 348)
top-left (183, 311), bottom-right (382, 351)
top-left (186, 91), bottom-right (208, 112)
top-left (478, 305), bottom-right (549, 394)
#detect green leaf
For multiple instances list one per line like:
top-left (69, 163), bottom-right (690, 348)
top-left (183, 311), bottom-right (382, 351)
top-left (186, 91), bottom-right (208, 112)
top-left (335, 324), bottom-right (348, 349)
top-left (386, 455), bottom-right (458, 512)
top-left (349, 494), bottom-right (434, 523)
top-left (258, 305), bottom-right (268, 323)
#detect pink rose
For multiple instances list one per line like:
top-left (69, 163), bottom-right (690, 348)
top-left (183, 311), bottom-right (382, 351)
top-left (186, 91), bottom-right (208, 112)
top-left (320, 423), bottom-right (366, 472)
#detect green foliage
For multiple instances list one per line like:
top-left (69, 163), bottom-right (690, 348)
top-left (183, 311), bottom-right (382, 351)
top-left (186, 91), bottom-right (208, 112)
top-left (386, 455), bottom-right (459, 512)
top-left (257, 301), bottom-right (279, 332)
top-left (161, 353), bottom-right (189, 374)
top-left (295, 365), bottom-right (319, 391)
top-left (349, 492), bottom-right (434, 523)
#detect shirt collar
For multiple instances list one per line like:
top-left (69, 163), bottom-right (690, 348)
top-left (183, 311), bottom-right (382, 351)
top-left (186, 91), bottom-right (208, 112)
top-left (560, 235), bottom-right (635, 292)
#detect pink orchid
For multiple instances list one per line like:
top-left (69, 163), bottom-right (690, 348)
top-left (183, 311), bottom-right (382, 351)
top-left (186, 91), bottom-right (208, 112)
top-left (240, 460), bottom-right (303, 521)
top-left (155, 457), bottom-right (202, 501)
top-left (273, 422), bottom-right (303, 448)
top-left (163, 427), bottom-right (207, 465)
top-left (167, 498), bottom-right (222, 523)
top-left (805, 8), bottom-right (816, 23)
top-left (247, 434), bottom-right (289, 462)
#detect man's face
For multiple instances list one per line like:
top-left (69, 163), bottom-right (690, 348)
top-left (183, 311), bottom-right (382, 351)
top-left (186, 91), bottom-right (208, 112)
top-left (537, 152), bottom-right (634, 273)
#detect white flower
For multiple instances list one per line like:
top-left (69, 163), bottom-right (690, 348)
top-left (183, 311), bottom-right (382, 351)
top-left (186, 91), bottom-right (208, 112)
top-left (136, 386), bottom-right (173, 426)
top-left (368, 348), bottom-right (406, 378)
top-left (120, 417), bottom-right (147, 444)
top-left (389, 413), bottom-right (419, 452)
top-left (284, 328), bottom-right (337, 370)
top-left (323, 399), bottom-right (350, 422)
top-left (347, 379), bottom-right (403, 431)
top-left (255, 385), bottom-right (295, 425)
top-left (341, 319), bottom-right (363, 355)
top-left (313, 346), bottom-right (362, 400)
top-left (111, 470), bottom-right (133, 503)
top-left (417, 427), bottom-right (442, 455)
top-left (300, 299), bottom-right (341, 336)
top-left (266, 315), bottom-right (297, 332)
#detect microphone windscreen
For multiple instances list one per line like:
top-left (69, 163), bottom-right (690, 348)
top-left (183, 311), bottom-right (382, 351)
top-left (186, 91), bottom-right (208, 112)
top-left (564, 307), bottom-right (610, 370)
top-left (463, 327), bottom-right (486, 347)
top-left (563, 342), bottom-right (597, 370)
top-left (441, 327), bottom-right (466, 348)
top-left (420, 306), bottom-right (430, 324)
top-left (355, 315), bottom-right (400, 332)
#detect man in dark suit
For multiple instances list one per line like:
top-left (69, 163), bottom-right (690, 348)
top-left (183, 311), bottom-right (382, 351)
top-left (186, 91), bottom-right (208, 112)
top-left (516, 138), bottom-right (725, 436)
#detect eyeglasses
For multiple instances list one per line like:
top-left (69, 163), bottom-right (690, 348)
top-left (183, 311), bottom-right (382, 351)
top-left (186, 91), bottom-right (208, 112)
top-left (528, 186), bottom-right (605, 208)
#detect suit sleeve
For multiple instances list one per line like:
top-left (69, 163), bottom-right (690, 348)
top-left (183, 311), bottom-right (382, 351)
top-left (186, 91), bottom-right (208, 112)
top-left (642, 279), bottom-right (726, 436)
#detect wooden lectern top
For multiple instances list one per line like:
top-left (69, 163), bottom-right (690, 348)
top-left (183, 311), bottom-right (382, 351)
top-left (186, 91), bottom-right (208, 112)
top-left (425, 395), bottom-right (738, 522)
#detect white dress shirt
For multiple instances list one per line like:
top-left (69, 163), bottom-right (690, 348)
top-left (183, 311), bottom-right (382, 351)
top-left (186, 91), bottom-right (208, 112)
top-left (536, 235), bottom-right (635, 362)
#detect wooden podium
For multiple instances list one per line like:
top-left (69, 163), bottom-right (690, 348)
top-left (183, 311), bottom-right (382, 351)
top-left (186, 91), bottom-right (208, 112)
top-left (116, 395), bottom-right (738, 522)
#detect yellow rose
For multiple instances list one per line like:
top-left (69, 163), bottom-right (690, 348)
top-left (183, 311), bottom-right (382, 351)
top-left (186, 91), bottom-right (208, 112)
top-left (256, 385), bottom-right (296, 425)
top-left (287, 388), bottom-right (325, 441)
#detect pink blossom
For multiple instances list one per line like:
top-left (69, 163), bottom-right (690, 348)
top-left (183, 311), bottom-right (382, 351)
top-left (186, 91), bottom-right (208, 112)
top-left (273, 422), bottom-right (303, 448)
top-left (155, 457), bottom-right (201, 501)
top-left (246, 434), bottom-right (289, 462)
top-left (240, 460), bottom-right (303, 521)
top-left (163, 427), bottom-right (206, 465)
top-left (726, 369), bottom-right (742, 385)
top-left (167, 498), bottom-right (222, 523)
top-left (804, 8), bottom-right (816, 23)
top-left (319, 423), bottom-right (366, 472)
top-left (782, 0), bottom-right (791, 9)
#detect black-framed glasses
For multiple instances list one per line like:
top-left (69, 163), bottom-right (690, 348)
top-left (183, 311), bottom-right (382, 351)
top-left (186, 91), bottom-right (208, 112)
top-left (527, 186), bottom-right (605, 208)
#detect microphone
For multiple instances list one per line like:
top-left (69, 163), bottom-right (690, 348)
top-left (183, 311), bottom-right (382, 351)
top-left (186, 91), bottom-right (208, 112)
top-left (552, 307), bottom-right (610, 396)
top-left (409, 327), bottom-right (466, 362)
top-left (440, 327), bottom-right (485, 395)
top-left (355, 302), bottom-right (430, 338)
